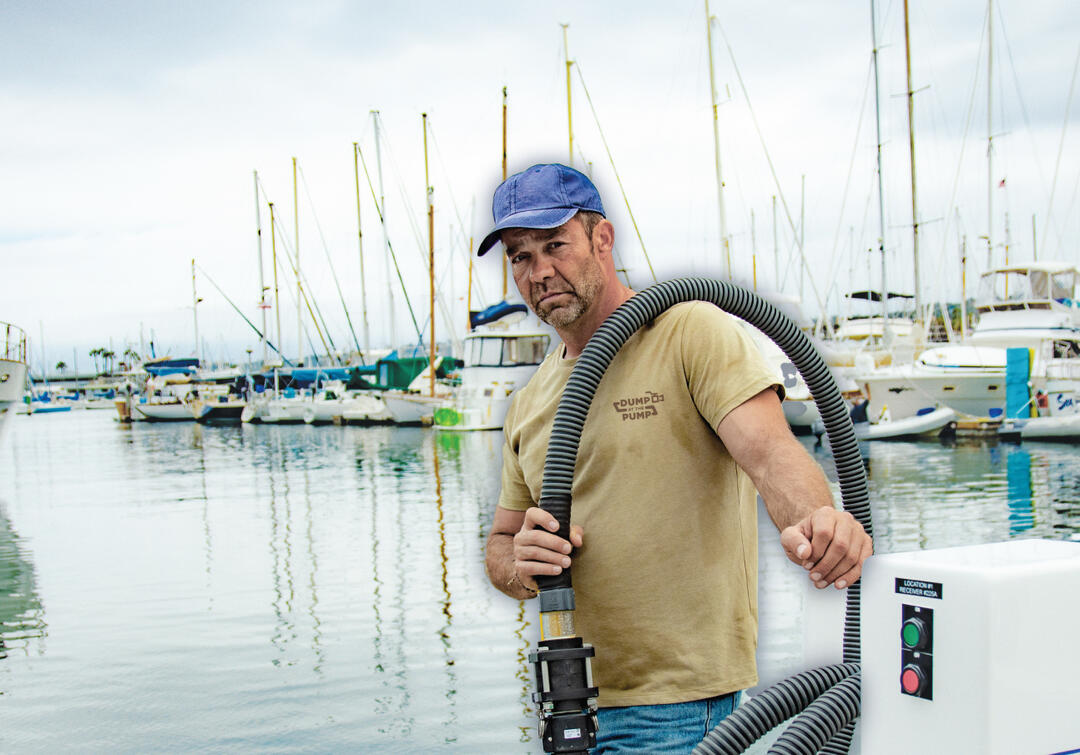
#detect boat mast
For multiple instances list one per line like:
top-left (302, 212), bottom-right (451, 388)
top-left (870, 0), bottom-right (890, 341)
top-left (562, 23), bottom-right (574, 167)
top-left (293, 156), bottom-right (302, 366)
top-left (986, 0), bottom-right (995, 272)
top-left (424, 113), bottom-right (436, 399)
top-left (705, 0), bottom-right (731, 279)
top-left (373, 110), bottom-right (397, 349)
top-left (353, 142), bottom-right (372, 356)
top-left (191, 258), bottom-right (201, 366)
top-left (254, 170), bottom-right (268, 365)
top-left (467, 200), bottom-right (475, 325)
top-left (270, 202), bottom-right (283, 359)
top-left (903, 0), bottom-right (922, 321)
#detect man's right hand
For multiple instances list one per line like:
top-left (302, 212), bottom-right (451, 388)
top-left (511, 506), bottom-right (585, 592)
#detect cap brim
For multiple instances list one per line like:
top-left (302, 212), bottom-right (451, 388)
top-left (476, 207), bottom-right (580, 256)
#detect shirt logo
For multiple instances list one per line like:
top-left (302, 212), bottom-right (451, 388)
top-left (612, 391), bottom-right (664, 421)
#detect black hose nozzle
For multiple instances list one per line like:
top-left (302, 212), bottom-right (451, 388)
top-left (530, 636), bottom-right (598, 753)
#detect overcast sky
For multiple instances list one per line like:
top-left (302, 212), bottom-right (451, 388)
top-left (2, 1), bottom-right (1077, 371)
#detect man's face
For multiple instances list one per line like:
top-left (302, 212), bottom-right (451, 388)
top-left (501, 217), bottom-right (604, 329)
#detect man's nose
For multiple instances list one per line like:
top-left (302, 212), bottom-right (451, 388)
top-left (529, 252), bottom-right (555, 283)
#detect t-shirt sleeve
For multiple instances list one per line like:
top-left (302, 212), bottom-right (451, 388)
top-left (497, 394), bottom-right (535, 512)
top-left (679, 302), bottom-right (783, 430)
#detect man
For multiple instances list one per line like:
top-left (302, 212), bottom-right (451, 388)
top-left (481, 163), bottom-right (872, 752)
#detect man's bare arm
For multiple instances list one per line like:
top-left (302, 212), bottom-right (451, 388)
top-left (717, 388), bottom-right (872, 588)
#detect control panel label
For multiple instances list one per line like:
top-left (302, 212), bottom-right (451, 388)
top-left (895, 578), bottom-right (943, 599)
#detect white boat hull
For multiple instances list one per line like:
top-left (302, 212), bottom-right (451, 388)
top-left (859, 368), bottom-right (1006, 420)
top-left (382, 392), bottom-right (444, 424)
top-left (310, 393), bottom-right (391, 424)
top-left (854, 407), bottom-right (957, 440)
top-left (999, 414), bottom-right (1080, 441)
top-left (433, 397), bottom-right (512, 432)
top-left (132, 401), bottom-right (193, 422)
top-left (259, 396), bottom-right (309, 424)
top-left (0, 357), bottom-right (28, 419)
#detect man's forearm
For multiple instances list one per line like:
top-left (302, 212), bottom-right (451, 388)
top-left (485, 533), bottom-right (536, 600)
top-left (757, 439), bottom-right (836, 531)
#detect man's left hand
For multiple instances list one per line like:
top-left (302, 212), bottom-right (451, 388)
top-left (780, 507), bottom-right (872, 589)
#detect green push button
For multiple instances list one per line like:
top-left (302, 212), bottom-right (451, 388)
top-left (901, 617), bottom-right (929, 649)
top-left (902, 621), bottom-right (921, 648)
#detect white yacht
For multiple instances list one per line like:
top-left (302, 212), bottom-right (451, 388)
top-left (1, 322), bottom-right (30, 440)
top-left (433, 305), bottom-right (551, 432)
top-left (857, 263), bottom-right (1080, 420)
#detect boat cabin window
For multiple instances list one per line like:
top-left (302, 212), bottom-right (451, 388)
top-left (472, 338), bottom-right (502, 366)
top-left (1051, 272), bottom-right (1076, 303)
top-left (979, 269), bottom-right (1078, 306)
top-left (980, 270), bottom-right (1033, 303)
top-left (504, 335), bottom-right (549, 365)
top-left (468, 335), bottom-right (550, 367)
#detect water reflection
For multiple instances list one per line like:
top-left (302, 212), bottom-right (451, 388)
top-left (5, 411), bottom-right (1076, 751)
top-left (824, 438), bottom-right (1080, 554)
top-left (432, 438), bottom-right (459, 742)
top-left (0, 504), bottom-right (45, 660)
top-left (1007, 449), bottom-right (1035, 535)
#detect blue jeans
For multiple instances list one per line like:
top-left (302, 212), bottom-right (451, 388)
top-left (593, 691), bottom-right (740, 753)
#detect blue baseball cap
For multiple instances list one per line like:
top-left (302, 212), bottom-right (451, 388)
top-left (477, 163), bottom-right (605, 256)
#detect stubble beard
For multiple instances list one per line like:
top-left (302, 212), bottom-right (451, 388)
top-left (531, 248), bottom-right (604, 329)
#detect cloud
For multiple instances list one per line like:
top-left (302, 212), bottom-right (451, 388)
top-left (2, 0), bottom-right (1077, 371)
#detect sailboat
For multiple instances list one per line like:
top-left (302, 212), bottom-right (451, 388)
top-left (126, 358), bottom-right (200, 422)
top-left (374, 113), bottom-right (463, 425)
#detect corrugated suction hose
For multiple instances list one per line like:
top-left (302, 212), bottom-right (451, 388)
top-left (533, 278), bottom-right (873, 754)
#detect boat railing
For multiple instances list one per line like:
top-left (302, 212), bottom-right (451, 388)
top-left (2, 321), bottom-right (29, 363)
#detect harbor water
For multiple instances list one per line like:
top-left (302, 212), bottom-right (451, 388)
top-left (2, 410), bottom-right (1079, 752)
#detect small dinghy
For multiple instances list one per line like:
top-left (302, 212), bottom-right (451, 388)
top-left (998, 413), bottom-right (1080, 442)
top-left (854, 406), bottom-right (957, 441)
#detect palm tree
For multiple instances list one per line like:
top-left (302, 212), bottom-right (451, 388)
top-left (89, 347), bottom-right (102, 374)
top-left (119, 348), bottom-right (140, 372)
top-left (55, 360), bottom-right (67, 374)
top-left (102, 349), bottom-right (116, 374)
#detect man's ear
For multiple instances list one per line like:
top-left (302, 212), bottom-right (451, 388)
top-left (594, 218), bottom-right (615, 255)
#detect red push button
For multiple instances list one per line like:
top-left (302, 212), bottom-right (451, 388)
top-left (901, 665), bottom-right (923, 694)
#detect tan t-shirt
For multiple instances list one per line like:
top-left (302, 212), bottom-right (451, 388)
top-left (499, 301), bottom-right (782, 707)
